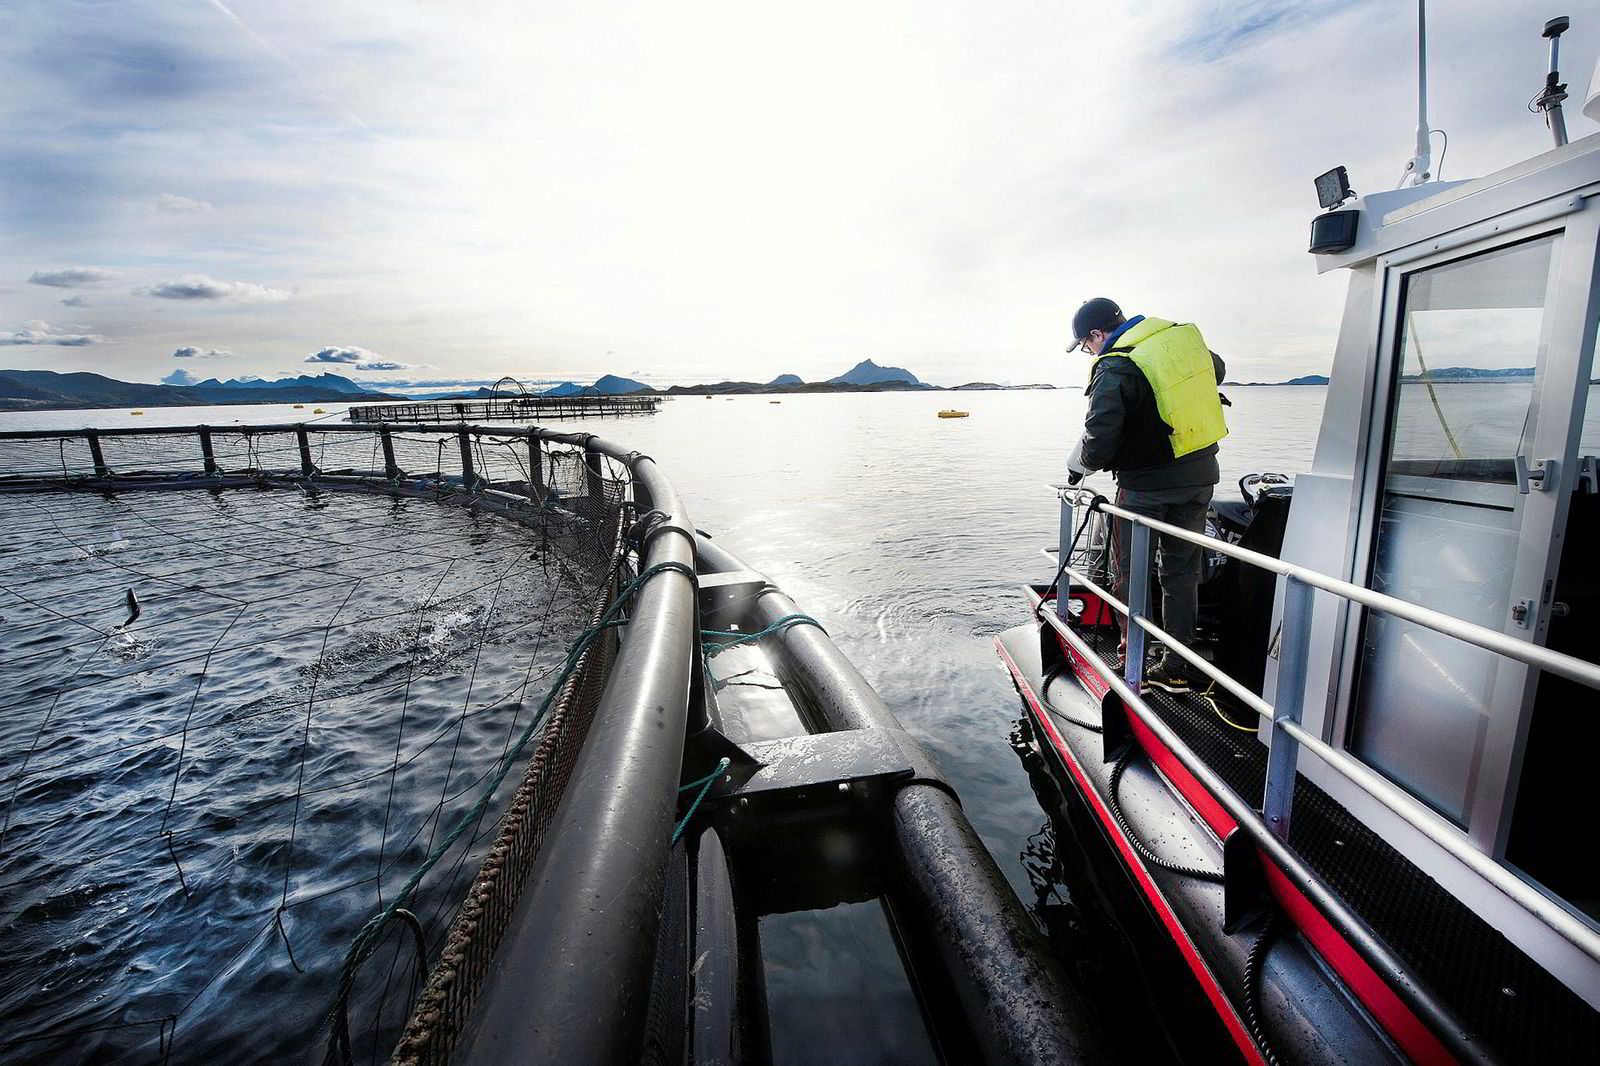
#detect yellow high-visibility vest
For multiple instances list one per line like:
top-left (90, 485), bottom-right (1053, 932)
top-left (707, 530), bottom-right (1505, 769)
top-left (1097, 317), bottom-right (1228, 459)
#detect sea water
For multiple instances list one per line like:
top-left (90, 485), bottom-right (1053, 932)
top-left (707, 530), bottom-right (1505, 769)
top-left (4, 385), bottom-right (1592, 1063)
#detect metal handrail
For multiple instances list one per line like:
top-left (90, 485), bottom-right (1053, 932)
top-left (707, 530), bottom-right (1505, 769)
top-left (1033, 597), bottom-right (1491, 1066)
top-left (1050, 487), bottom-right (1600, 972)
top-left (1094, 495), bottom-right (1600, 691)
top-left (1050, 560), bottom-right (1276, 722)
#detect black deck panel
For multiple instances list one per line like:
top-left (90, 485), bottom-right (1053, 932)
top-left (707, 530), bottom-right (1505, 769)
top-left (1073, 625), bottom-right (1600, 1062)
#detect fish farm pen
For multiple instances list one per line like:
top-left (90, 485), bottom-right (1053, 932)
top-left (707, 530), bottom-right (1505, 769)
top-left (0, 422), bottom-right (1101, 1066)
top-left (347, 395), bottom-right (662, 423)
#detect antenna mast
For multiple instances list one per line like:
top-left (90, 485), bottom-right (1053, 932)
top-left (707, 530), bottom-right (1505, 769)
top-left (1533, 16), bottom-right (1572, 148)
top-left (1399, 0), bottom-right (1432, 187)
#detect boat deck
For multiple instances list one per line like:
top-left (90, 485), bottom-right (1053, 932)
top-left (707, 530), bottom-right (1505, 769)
top-left (1026, 615), bottom-right (1598, 1062)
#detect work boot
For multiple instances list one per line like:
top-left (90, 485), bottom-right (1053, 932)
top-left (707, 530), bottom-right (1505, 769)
top-left (1143, 653), bottom-right (1193, 694)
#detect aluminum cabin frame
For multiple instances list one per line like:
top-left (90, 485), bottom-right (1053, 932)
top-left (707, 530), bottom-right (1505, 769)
top-left (1281, 130), bottom-right (1600, 998)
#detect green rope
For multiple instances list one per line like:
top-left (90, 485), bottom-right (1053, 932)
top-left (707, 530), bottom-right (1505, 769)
top-left (672, 757), bottom-right (729, 844)
top-left (700, 613), bottom-right (824, 656)
top-left (326, 557), bottom-right (695, 1059)
top-left (678, 759), bottom-right (731, 794)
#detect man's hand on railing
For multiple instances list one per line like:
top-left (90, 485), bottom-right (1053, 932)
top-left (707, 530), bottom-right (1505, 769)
top-left (1066, 440), bottom-right (1091, 487)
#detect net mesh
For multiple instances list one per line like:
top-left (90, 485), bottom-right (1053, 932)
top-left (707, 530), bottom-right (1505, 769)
top-left (0, 426), bottom-right (635, 1065)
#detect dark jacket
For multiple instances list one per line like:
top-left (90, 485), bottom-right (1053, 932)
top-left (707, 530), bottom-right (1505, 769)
top-left (1078, 350), bottom-right (1227, 491)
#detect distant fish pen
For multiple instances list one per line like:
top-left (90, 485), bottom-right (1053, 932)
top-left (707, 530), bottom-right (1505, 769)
top-left (349, 394), bottom-right (661, 425)
top-left (349, 395), bottom-right (661, 423)
top-left (0, 421), bottom-right (1099, 1066)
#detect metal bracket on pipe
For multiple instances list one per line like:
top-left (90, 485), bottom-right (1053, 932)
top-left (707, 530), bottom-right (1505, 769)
top-left (681, 724), bottom-right (763, 791)
top-left (1222, 827), bottom-right (1271, 935)
top-left (709, 730), bottom-right (914, 802)
top-left (1100, 690), bottom-right (1134, 762)
top-left (699, 569), bottom-right (767, 591)
top-left (636, 519), bottom-right (698, 549)
top-left (698, 570), bottom-right (775, 619)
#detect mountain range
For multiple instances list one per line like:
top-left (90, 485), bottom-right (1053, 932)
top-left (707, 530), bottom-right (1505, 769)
top-left (187, 372), bottom-right (374, 395)
top-left (0, 360), bottom-right (1058, 412)
top-left (0, 369), bottom-right (400, 411)
top-left (1226, 367), bottom-right (1542, 386)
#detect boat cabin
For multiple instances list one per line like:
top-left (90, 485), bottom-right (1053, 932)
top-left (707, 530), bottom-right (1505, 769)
top-left (1276, 129), bottom-right (1600, 1004)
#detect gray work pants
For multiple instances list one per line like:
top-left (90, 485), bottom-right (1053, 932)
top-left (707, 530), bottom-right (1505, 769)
top-left (1109, 483), bottom-right (1214, 647)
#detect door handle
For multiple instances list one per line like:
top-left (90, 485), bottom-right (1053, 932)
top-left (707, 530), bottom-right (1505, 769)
top-left (1514, 455), bottom-right (1559, 493)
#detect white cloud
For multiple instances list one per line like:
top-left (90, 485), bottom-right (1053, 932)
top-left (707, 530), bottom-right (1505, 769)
top-left (306, 345), bottom-right (376, 364)
top-left (156, 193), bottom-right (214, 213)
top-left (2, 1), bottom-right (1593, 386)
top-left (173, 345), bottom-right (231, 359)
top-left (162, 368), bottom-right (201, 385)
top-left (137, 274), bottom-right (292, 302)
top-left (28, 267), bottom-right (117, 288)
top-left (303, 345), bottom-right (421, 372)
top-left (1, 320), bottom-right (105, 346)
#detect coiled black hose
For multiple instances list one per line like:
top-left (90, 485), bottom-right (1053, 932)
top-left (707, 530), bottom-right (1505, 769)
top-left (1107, 747), bottom-right (1225, 884)
top-left (1039, 664), bottom-right (1104, 733)
top-left (1243, 914), bottom-right (1282, 1066)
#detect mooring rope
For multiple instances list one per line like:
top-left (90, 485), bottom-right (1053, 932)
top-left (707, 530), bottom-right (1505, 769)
top-left (673, 756), bottom-right (731, 844)
top-left (700, 613), bottom-right (825, 656)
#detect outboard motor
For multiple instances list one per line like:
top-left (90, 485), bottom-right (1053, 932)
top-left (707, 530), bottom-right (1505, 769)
top-left (1200, 473), bottom-right (1293, 693)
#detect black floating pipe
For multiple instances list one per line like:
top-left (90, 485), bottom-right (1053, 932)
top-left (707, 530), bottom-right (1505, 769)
top-left (453, 442), bottom-right (698, 1066)
top-left (527, 436), bottom-right (545, 500)
top-left (694, 534), bottom-right (1106, 1065)
top-left (380, 427), bottom-right (399, 479)
top-left (85, 432), bottom-right (110, 479)
top-left (457, 429), bottom-right (475, 487)
top-left (198, 426), bottom-right (218, 475)
top-left (296, 425), bottom-right (315, 477)
top-left (691, 829), bottom-right (763, 1065)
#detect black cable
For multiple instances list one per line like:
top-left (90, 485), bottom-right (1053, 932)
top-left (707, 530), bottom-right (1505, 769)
top-left (1107, 747), bottom-right (1225, 883)
top-left (1243, 914), bottom-right (1282, 1066)
top-left (1034, 492), bottom-right (1107, 622)
top-left (1039, 664), bottom-right (1104, 733)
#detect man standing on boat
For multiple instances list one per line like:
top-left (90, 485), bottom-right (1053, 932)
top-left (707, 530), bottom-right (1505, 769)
top-left (1064, 297), bottom-right (1228, 693)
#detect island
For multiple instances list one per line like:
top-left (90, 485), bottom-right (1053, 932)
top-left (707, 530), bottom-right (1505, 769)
top-left (0, 360), bottom-right (1058, 413)
top-left (424, 360), bottom-right (1057, 400)
top-left (0, 369), bottom-right (402, 412)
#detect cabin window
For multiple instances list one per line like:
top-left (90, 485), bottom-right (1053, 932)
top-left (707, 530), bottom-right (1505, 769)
top-left (1350, 235), bottom-right (1557, 826)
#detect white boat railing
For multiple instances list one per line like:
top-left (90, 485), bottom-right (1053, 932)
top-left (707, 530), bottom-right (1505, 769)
top-left (1046, 486), bottom-right (1600, 970)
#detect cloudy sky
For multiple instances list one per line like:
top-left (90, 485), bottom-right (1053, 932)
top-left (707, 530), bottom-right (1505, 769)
top-left (1, 0), bottom-right (1595, 390)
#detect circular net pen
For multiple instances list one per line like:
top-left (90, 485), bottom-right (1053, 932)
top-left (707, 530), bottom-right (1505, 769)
top-left (0, 424), bottom-right (672, 1064)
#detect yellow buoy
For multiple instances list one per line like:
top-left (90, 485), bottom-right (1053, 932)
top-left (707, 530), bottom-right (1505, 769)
top-left (937, 410), bottom-right (969, 419)
top-left (313, 408), bottom-right (326, 414)
top-left (293, 404), bottom-right (304, 409)
top-left (130, 410), bottom-right (144, 416)
top-left (769, 400), bottom-right (781, 404)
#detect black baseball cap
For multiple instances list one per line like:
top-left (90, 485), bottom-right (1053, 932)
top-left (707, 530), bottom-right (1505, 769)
top-left (1067, 297), bottom-right (1123, 351)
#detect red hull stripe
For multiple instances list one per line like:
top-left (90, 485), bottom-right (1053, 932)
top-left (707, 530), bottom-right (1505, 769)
top-left (1046, 631), bottom-right (1457, 1066)
top-left (1262, 863), bottom-right (1453, 1064)
top-left (996, 639), bottom-right (1266, 1066)
top-left (1125, 711), bottom-right (1237, 838)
